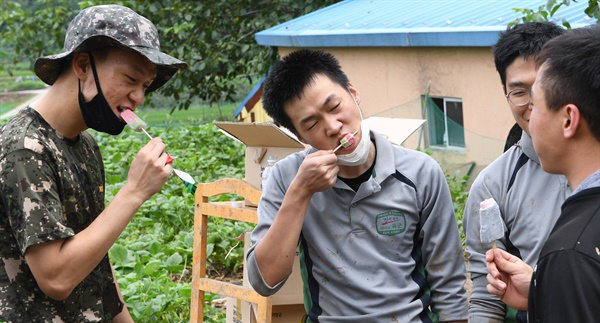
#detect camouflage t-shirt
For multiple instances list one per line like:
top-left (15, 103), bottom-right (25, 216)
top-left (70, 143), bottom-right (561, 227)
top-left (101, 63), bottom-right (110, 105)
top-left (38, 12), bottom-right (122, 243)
top-left (0, 107), bottom-right (122, 322)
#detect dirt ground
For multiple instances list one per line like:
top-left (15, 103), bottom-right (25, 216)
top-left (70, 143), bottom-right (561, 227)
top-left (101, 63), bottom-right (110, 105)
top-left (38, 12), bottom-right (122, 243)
top-left (0, 92), bottom-right (33, 104)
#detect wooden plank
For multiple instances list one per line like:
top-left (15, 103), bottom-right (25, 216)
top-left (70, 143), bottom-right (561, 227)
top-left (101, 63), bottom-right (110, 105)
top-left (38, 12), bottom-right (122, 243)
top-left (197, 279), bottom-right (269, 305)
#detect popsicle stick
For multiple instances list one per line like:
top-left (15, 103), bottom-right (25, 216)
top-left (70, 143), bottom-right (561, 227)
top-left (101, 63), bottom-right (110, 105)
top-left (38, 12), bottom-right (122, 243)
top-left (140, 128), bottom-right (174, 163)
top-left (141, 128), bottom-right (153, 140)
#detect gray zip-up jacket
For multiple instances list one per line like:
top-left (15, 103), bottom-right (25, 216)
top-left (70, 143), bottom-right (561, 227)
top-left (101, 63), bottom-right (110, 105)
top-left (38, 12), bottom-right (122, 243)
top-left (247, 131), bottom-right (467, 323)
top-left (464, 131), bottom-right (571, 322)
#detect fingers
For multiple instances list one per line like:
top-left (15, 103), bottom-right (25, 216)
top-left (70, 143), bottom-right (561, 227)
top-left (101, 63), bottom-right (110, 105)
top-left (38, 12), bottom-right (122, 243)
top-left (146, 137), bottom-right (166, 158)
top-left (486, 250), bottom-right (507, 299)
top-left (297, 150), bottom-right (339, 193)
top-left (485, 249), bottom-right (501, 279)
top-left (312, 149), bottom-right (339, 164)
top-left (486, 272), bottom-right (507, 297)
top-left (145, 138), bottom-right (173, 166)
top-left (128, 138), bottom-right (171, 189)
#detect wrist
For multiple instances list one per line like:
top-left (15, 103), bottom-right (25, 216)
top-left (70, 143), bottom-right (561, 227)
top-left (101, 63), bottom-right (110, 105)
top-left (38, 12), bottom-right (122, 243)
top-left (287, 179), bottom-right (314, 201)
top-left (117, 182), bottom-right (147, 209)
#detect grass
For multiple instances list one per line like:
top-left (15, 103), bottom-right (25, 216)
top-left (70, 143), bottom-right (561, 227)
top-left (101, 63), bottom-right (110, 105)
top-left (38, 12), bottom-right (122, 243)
top-left (0, 68), bottom-right (46, 92)
top-left (0, 95), bottom-right (239, 125)
top-left (0, 100), bottom-right (26, 117)
top-left (136, 103), bottom-right (238, 125)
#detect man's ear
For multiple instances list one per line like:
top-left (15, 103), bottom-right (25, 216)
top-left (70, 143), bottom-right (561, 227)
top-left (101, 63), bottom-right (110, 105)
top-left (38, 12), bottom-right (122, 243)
top-left (347, 82), bottom-right (360, 105)
top-left (563, 104), bottom-right (581, 139)
top-left (72, 52), bottom-right (90, 80)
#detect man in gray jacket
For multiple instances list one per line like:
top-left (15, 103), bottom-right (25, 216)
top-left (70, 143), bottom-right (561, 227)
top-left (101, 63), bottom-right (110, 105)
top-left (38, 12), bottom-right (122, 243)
top-left (486, 24), bottom-right (600, 323)
top-left (246, 49), bottom-right (467, 323)
top-left (463, 22), bottom-right (568, 322)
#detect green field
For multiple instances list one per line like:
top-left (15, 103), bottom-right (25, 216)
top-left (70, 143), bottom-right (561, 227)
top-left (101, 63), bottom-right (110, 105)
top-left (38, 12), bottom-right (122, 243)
top-left (136, 103), bottom-right (238, 126)
top-left (0, 100), bottom-right (24, 116)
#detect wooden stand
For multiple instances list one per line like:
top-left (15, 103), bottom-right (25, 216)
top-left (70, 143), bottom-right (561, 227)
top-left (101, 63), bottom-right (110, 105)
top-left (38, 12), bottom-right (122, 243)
top-left (190, 178), bottom-right (275, 323)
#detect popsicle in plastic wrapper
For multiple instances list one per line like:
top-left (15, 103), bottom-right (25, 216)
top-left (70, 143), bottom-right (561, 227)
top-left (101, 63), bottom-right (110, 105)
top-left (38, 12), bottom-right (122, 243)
top-left (172, 169), bottom-right (196, 194)
top-left (479, 197), bottom-right (506, 249)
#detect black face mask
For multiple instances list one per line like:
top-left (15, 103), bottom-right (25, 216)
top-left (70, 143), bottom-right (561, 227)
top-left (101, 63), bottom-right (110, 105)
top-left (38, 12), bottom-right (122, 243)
top-left (78, 53), bottom-right (126, 135)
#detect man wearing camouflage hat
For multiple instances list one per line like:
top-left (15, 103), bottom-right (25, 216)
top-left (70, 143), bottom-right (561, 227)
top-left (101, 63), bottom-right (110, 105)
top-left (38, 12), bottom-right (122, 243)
top-left (0, 4), bottom-right (186, 322)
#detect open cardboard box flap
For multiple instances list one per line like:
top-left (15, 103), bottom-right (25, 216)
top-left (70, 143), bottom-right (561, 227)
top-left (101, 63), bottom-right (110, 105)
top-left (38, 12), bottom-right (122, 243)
top-left (365, 117), bottom-right (425, 146)
top-left (215, 122), bottom-right (305, 148)
top-left (213, 119), bottom-right (424, 191)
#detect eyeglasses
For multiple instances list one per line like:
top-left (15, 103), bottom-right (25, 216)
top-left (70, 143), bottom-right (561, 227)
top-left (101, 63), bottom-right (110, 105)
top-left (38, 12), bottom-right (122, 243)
top-left (505, 88), bottom-right (531, 107)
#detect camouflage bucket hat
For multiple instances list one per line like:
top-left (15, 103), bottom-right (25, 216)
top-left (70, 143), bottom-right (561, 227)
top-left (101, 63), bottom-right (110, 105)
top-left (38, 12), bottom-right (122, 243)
top-left (34, 4), bottom-right (187, 92)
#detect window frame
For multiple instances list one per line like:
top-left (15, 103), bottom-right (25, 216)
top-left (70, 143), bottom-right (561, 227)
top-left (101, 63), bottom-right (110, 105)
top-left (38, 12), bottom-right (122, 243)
top-left (426, 96), bottom-right (465, 151)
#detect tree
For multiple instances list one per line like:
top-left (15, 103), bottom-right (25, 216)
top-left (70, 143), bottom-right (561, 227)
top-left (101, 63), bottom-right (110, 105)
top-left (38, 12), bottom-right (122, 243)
top-left (0, 0), bottom-right (339, 110)
top-left (511, 0), bottom-right (599, 28)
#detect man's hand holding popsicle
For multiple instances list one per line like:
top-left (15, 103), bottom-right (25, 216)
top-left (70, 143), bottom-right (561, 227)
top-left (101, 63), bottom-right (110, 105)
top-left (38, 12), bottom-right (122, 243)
top-left (121, 109), bottom-right (197, 193)
top-left (121, 109), bottom-right (174, 164)
top-left (480, 197), bottom-right (532, 310)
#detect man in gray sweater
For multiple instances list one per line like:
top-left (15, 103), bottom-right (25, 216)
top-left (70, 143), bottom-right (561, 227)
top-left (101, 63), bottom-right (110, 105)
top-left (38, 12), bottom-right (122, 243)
top-left (486, 24), bottom-right (600, 323)
top-left (246, 49), bottom-right (467, 323)
top-left (463, 22), bottom-right (568, 323)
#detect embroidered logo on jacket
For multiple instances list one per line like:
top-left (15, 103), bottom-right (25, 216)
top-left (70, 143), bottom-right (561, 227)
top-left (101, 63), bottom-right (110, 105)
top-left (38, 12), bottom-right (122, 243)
top-left (376, 211), bottom-right (406, 235)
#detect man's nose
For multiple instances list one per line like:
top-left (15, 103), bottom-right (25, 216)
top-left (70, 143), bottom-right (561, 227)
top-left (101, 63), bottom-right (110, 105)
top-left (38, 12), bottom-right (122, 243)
top-left (324, 116), bottom-right (342, 137)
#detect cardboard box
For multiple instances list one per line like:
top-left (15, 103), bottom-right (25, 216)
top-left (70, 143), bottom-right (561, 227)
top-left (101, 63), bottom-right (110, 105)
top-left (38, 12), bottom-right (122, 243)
top-left (214, 122), bottom-right (306, 190)
top-left (248, 303), bottom-right (306, 323)
top-left (364, 117), bottom-right (425, 146)
top-left (226, 297), bottom-right (251, 323)
top-left (214, 118), bottom-right (425, 190)
top-left (242, 232), bottom-right (304, 305)
top-left (227, 298), bottom-right (306, 323)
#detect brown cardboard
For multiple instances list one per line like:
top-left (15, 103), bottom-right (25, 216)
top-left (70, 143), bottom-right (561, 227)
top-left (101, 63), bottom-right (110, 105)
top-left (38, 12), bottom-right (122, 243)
top-left (226, 297), bottom-right (252, 323)
top-left (365, 117), bottom-right (425, 146)
top-left (248, 303), bottom-right (307, 323)
top-left (227, 298), bottom-right (306, 323)
top-left (214, 122), bottom-right (306, 190)
top-left (242, 232), bottom-right (304, 306)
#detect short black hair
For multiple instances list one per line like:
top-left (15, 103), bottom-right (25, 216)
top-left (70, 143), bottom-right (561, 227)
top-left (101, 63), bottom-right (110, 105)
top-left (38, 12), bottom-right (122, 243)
top-left (492, 22), bottom-right (565, 88)
top-left (262, 49), bottom-right (350, 134)
top-left (535, 25), bottom-right (600, 141)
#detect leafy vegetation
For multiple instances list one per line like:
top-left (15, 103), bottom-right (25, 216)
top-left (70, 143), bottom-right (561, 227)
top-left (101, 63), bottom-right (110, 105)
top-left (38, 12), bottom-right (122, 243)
top-left (133, 104), bottom-right (238, 125)
top-left (95, 123), bottom-right (251, 322)
top-left (446, 171), bottom-right (470, 248)
top-left (511, 0), bottom-right (599, 27)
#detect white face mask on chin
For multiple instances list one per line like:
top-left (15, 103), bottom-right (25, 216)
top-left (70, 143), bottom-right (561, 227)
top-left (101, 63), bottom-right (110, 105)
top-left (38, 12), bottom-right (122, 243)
top-left (337, 120), bottom-right (371, 166)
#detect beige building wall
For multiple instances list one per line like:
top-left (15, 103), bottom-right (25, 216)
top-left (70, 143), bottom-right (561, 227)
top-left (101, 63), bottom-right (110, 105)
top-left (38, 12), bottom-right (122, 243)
top-left (278, 47), bottom-right (514, 178)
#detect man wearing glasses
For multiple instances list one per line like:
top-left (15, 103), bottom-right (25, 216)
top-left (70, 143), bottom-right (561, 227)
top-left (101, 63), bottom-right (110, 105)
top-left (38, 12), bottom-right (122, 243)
top-left (463, 22), bottom-right (570, 323)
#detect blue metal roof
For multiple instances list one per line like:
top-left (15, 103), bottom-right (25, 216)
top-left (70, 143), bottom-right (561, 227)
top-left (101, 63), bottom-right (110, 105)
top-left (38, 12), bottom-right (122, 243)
top-left (255, 0), bottom-right (596, 47)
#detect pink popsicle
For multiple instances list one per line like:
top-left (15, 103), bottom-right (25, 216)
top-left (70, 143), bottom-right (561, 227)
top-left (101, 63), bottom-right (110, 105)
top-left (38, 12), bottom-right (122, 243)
top-left (333, 131), bottom-right (358, 152)
top-left (121, 109), bottom-right (147, 131)
top-left (340, 133), bottom-right (355, 148)
top-left (121, 109), bottom-right (173, 164)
